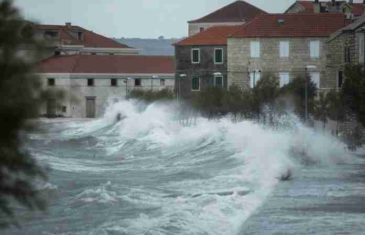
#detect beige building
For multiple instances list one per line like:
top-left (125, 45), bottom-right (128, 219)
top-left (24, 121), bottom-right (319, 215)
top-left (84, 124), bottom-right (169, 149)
top-left (227, 13), bottom-right (349, 90)
top-left (187, 1), bottom-right (266, 36)
top-left (37, 55), bottom-right (175, 118)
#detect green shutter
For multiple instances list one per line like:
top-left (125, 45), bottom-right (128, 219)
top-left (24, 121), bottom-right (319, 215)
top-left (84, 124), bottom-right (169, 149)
top-left (215, 76), bottom-right (223, 87)
top-left (192, 77), bottom-right (200, 90)
top-left (215, 49), bottom-right (223, 63)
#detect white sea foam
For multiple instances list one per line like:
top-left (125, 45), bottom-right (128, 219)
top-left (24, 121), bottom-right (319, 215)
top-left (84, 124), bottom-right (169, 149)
top-left (38, 100), bottom-right (353, 235)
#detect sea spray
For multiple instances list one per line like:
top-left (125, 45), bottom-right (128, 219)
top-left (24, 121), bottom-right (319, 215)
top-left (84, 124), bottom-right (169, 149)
top-left (31, 99), bottom-right (352, 235)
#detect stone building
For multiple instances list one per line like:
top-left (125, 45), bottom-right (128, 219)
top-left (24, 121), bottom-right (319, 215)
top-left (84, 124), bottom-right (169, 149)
top-left (174, 26), bottom-right (241, 99)
top-left (37, 55), bottom-right (175, 118)
top-left (227, 13), bottom-right (349, 90)
top-left (32, 22), bottom-right (139, 58)
top-left (327, 14), bottom-right (365, 89)
top-left (187, 0), bottom-right (266, 36)
top-left (285, 0), bottom-right (365, 18)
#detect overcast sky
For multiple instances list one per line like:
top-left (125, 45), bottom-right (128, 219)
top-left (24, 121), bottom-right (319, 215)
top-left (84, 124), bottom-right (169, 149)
top-left (13, 0), bottom-right (354, 39)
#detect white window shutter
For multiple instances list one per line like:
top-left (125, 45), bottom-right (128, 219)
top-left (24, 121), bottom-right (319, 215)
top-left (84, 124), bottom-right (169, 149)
top-left (310, 72), bottom-right (320, 89)
top-left (280, 41), bottom-right (289, 58)
top-left (310, 41), bottom-right (320, 58)
top-left (249, 71), bottom-right (261, 88)
top-left (250, 41), bottom-right (260, 58)
top-left (279, 72), bottom-right (290, 87)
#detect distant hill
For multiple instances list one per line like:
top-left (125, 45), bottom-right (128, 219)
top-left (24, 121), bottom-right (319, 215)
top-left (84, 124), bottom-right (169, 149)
top-left (115, 38), bottom-right (181, 56)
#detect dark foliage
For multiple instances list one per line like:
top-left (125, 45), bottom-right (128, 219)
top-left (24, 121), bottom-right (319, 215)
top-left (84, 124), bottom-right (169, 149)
top-left (280, 75), bottom-right (317, 120)
top-left (128, 88), bottom-right (174, 103)
top-left (0, 0), bottom-right (47, 227)
top-left (342, 64), bottom-right (365, 126)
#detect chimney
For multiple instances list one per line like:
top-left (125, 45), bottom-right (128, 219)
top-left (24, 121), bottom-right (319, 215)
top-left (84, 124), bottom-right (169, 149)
top-left (349, 0), bottom-right (353, 4)
top-left (314, 0), bottom-right (319, 3)
top-left (65, 22), bottom-right (72, 28)
top-left (331, 0), bottom-right (335, 5)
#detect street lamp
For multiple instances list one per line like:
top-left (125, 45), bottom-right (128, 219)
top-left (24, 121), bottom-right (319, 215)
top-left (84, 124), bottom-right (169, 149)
top-left (178, 73), bottom-right (187, 102)
top-left (304, 65), bottom-right (317, 123)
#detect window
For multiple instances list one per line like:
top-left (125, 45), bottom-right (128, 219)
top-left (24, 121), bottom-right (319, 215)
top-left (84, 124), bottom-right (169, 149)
top-left (359, 34), bottom-right (364, 63)
top-left (279, 72), bottom-right (290, 87)
top-left (191, 48), bottom-right (200, 64)
top-left (62, 106), bottom-right (67, 113)
top-left (279, 41), bottom-right (289, 58)
top-left (310, 40), bottom-right (320, 58)
top-left (160, 79), bottom-right (165, 86)
top-left (192, 76), bottom-right (200, 91)
top-left (111, 78), bottom-right (117, 87)
top-left (345, 46), bottom-right (351, 63)
top-left (47, 78), bottom-right (55, 86)
top-left (87, 78), bottom-right (94, 87)
top-left (54, 51), bottom-right (61, 56)
top-left (250, 41), bottom-right (260, 58)
top-left (134, 78), bottom-right (141, 87)
top-left (338, 71), bottom-right (343, 88)
top-left (214, 75), bottom-right (224, 88)
top-left (200, 27), bottom-right (204, 32)
top-left (310, 72), bottom-right (320, 89)
top-left (214, 48), bottom-right (224, 64)
top-left (249, 71), bottom-right (261, 88)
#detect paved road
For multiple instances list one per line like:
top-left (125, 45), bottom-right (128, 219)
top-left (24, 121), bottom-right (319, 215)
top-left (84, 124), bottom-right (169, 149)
top-left (240, 156), bottom-right (365, 235)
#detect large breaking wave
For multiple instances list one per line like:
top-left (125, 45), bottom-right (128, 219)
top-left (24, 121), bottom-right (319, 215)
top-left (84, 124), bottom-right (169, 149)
top-left (30, 99), bottom-right (352, 235)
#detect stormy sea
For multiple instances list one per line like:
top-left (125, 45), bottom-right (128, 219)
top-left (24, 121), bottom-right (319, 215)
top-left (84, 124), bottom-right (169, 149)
top-left (3, 100), bottom-right (365, 235)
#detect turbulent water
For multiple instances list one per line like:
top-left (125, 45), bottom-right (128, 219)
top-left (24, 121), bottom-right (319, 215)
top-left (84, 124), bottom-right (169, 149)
top-left (3, 100), bottom-right (361, 235)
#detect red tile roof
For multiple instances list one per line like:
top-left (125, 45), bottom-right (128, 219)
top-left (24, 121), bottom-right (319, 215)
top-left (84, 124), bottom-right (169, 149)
top-left (351, 4), bottom-right (365, 16)
top-left (232, 13), bottom-right (348, 38)
top-left (189, 1), bottom-right (267, 23)
top-left (37, 55), bottom-right (175, 74)
top-left (34, 24), bottom-right (130, 48)
top-left (293, 1), bottom-right (365, 16)
top-left (175, 25), bottom-right (242, 46)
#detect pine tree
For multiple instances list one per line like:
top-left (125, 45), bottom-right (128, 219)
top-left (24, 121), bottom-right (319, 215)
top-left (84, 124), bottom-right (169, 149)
top-left (0, 0), bottom-right (47, 227)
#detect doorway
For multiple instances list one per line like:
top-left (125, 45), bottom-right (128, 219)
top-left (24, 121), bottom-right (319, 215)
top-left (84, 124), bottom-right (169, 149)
top-left (86, 97), bottom-right (96, 118)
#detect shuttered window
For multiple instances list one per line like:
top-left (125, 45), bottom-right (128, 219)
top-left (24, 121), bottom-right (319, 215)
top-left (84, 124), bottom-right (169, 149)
top-left (310, 72), bottom-right (320, 89)
top-left (191, 48), bottom-right (200, 64)
top-left (279, 41), bottom-right (289, 58)
top-left (249, 71), bottom-right (261, 88)
top-left (214, 76), bottom-right (224, 88)
top-left (279, 72), bottom-right (290, 87)
top-left (250, 41), bottom-right (260, 58)
top-left (310, 40), bottom-right (320, 58)
top-left (214, 48), bottom-right (223, 64)
top-left (192, 76), bottom-right (200, 91)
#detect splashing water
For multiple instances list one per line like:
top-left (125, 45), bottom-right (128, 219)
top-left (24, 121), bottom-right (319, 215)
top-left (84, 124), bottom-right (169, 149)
top-left (12, 100), bottom-right (353, 235)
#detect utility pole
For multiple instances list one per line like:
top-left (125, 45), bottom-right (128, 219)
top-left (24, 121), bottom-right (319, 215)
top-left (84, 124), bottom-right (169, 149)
top-left (305, 65), bottom-right (317, 124)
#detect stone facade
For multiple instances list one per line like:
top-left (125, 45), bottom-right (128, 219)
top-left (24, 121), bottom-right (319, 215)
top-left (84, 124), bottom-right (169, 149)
top-left (175, 45), bottom-right (228, 98)
top-left (227, 37), bottom-right (334, 90)
top-left (326, 17), bottom-right (365, 90)
top-left (188, 22), bottom-right (244, 36)
top-left (39, 74), bottom-right (175, 118)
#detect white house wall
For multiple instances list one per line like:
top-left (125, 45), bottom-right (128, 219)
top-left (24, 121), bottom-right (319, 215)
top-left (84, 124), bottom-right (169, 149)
top-left (39, 73), bottom-right (175, 118)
